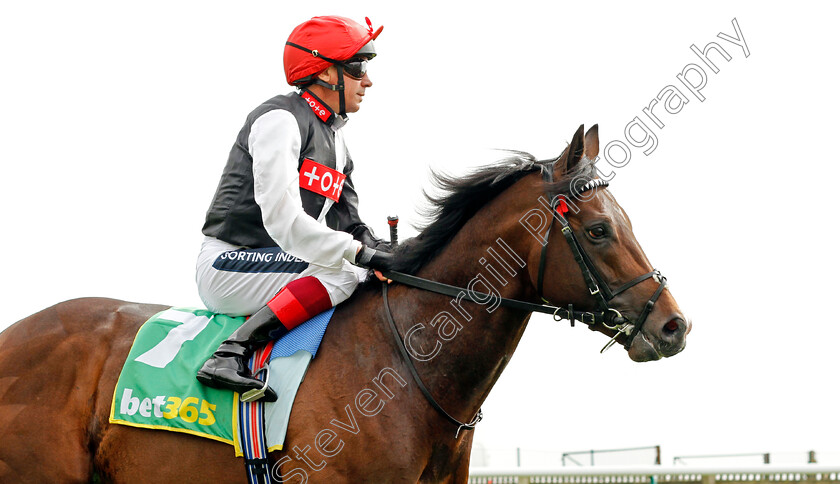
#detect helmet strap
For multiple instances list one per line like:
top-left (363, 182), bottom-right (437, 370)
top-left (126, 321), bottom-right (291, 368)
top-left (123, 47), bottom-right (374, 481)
top-left (285, 42), bottom-right (348, 117)
top-left (309, 66), bottom-right (346, 117)
top-left (335, 64), bottom-right (346, 117)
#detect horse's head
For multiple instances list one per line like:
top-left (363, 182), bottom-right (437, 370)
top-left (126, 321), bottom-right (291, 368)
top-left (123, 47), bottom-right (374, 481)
top-left (531, 124), bottom-right (690, 362)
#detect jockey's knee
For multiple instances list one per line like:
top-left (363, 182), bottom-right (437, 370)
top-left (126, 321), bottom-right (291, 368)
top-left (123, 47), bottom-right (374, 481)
top-left (320, 268), bottom-right (362, 306)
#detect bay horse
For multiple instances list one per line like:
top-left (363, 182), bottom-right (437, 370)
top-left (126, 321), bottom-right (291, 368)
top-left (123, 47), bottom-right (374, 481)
top-left (0, 125), bottom-right (689, 483)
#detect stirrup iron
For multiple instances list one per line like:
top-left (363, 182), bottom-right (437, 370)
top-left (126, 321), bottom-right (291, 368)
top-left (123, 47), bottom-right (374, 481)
top-left (240, 366), bottom-right (272, 403)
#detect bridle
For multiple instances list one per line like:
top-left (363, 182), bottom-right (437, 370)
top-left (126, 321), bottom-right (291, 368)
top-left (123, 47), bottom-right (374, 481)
top-left (537, 163), bottom-right (669, 353)
top-left (379, 159), bottom-right (669, 436)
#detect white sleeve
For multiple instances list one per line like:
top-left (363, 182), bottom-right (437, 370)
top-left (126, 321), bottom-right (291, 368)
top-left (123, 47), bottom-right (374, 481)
top-left (249, 109), bottom-right (362, 269)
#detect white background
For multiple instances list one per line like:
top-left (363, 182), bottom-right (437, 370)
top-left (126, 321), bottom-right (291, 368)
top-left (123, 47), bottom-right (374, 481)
top-left (2, 0), bottom-right (839, 468)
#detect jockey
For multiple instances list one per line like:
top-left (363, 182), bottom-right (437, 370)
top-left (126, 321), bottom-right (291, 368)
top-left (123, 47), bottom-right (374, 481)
top-left (195, 16), bottom-right (393, 401)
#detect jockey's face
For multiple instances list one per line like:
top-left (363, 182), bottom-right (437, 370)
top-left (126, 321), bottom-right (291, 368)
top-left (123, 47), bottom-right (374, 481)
top-left (313, 65), bottom-right (373, 114)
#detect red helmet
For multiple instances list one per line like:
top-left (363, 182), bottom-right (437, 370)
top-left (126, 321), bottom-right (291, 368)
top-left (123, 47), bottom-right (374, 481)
top-left (284, 16), bottom-right (383, 86)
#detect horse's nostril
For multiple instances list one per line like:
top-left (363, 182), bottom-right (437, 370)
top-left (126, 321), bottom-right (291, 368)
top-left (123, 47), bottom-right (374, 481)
top-left (664, 319), bottom-right (680, 333)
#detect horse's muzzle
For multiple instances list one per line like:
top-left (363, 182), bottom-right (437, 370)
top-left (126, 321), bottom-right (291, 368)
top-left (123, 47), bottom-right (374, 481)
top-left (629, 315), bottom-right (688, 362)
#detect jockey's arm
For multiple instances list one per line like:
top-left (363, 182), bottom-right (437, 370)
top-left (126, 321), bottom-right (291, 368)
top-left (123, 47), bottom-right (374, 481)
top-left (250, 109), bottom-right (362, 268)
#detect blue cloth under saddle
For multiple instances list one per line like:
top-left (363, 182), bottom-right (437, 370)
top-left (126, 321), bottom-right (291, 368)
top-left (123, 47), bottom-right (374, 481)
top-left (240, 307), bottom-right (336, 462)
top-left (270, 307), bottom-right (335, 360)
top-left (258, 308), bottom-right (336, 453)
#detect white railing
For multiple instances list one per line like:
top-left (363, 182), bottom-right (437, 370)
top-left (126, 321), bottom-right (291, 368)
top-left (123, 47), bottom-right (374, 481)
top-left (468, 464), bottom-right (840, 484)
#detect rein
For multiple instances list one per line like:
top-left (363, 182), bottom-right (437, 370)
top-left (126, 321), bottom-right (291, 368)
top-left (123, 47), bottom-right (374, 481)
top-left (378, 161), bottom-right (669, 437)
top-left (381, 283), bottom-right (482, 438)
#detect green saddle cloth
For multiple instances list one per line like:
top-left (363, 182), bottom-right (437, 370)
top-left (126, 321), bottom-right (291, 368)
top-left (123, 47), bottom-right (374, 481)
top-left (109, 308), bottom-right (243, 445)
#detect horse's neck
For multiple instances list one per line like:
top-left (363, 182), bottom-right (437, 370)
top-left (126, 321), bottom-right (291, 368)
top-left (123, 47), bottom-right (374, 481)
top-left (391, 199), bottom-right (537, 423)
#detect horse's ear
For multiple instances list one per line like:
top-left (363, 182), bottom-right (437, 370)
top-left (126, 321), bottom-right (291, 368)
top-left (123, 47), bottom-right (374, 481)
top-left (567, 124), bottom-right (586, 171)
top-left (554, 124), bottom-right (585, 176)
top-left (584, 124), bottom-right (599, 159)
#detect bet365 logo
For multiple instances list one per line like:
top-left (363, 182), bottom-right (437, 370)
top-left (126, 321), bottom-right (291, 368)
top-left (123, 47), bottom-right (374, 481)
top-left (119, 388), bottom-right (217, 426)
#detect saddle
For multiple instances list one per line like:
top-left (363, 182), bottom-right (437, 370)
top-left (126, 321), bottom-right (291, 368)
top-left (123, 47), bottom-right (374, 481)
top-left (110, 307), bottom-right (334, 454)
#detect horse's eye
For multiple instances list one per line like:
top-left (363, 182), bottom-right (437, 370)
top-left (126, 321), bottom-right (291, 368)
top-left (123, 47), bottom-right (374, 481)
top-left (588, 226), bottom-right (607, 239)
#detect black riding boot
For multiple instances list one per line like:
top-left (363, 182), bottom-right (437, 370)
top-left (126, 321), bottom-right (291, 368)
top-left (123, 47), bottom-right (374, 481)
top-left (196, 305), bottom-right (283, 402)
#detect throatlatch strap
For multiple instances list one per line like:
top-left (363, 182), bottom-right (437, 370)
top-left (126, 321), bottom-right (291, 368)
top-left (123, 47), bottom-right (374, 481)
top-left (239, 343), bottom-right (274, 484)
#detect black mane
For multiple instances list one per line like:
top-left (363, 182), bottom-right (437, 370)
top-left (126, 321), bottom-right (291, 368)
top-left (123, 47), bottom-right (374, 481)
top-left (390, 151), bottom-right (598, 274)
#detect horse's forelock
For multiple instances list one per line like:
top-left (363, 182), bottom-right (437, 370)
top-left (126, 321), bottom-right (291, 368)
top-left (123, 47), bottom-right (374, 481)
top-left (544, 155), bottom-right (603, 196)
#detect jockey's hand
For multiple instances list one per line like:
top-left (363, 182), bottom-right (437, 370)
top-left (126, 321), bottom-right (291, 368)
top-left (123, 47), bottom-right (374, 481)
top-left (355, 245), bottom-right (394, 273)
top-left (373, 270), bottom-right (392, 284)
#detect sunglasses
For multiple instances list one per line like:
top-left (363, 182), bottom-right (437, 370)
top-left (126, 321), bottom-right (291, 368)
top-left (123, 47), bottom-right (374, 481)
top-left (341, 59), bottom-right (368, 80)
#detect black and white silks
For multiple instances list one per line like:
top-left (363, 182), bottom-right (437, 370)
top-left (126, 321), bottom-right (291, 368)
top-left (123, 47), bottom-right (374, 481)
top-left (202, 89), bottom-right (388, 270)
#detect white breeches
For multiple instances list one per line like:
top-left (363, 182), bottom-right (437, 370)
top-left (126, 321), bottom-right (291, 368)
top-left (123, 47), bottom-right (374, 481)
top-left (195, 237), bottom-right (368, 317)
